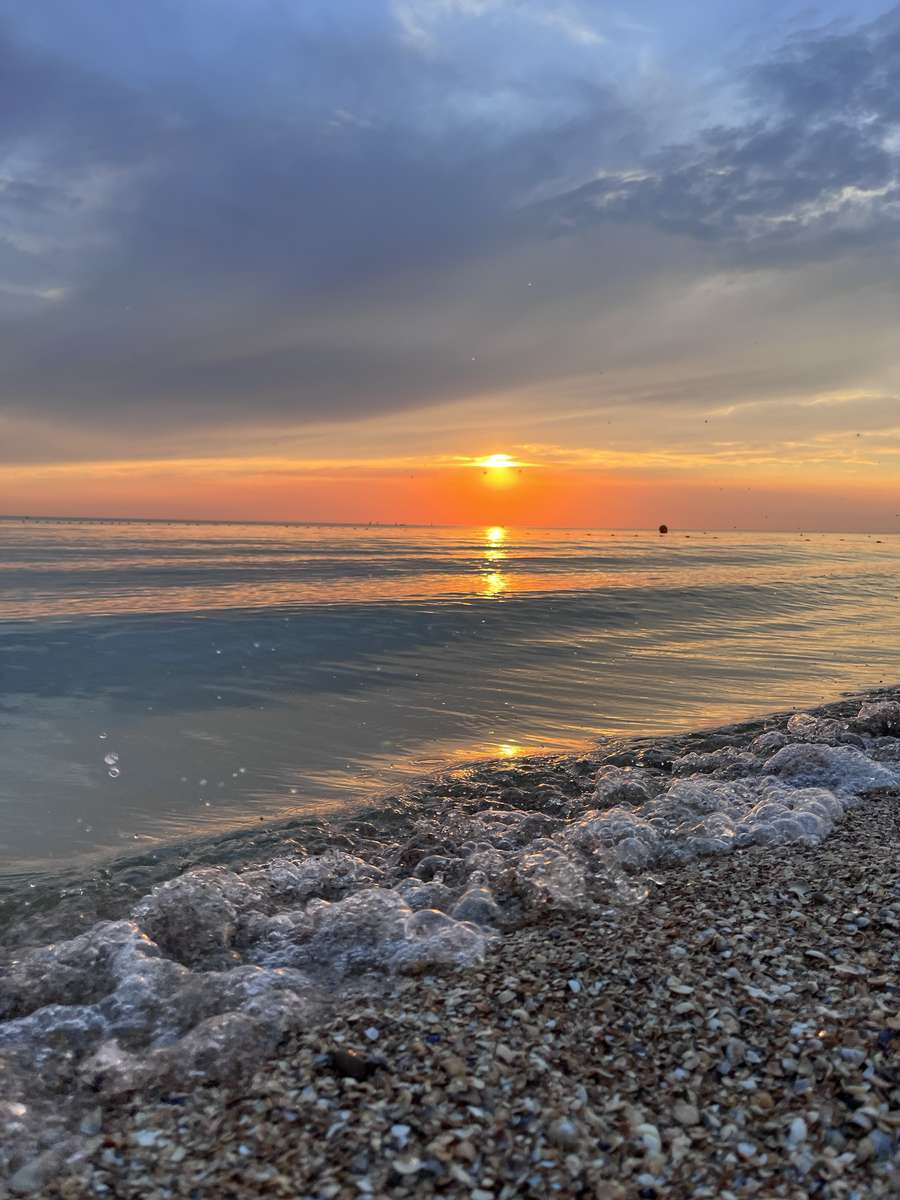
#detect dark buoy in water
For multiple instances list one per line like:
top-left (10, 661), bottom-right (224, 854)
top-left (658, 523), bottom-right (668, 534)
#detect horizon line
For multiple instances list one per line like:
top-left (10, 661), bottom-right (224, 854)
top-left (1, 513), bottom-right (897, 536)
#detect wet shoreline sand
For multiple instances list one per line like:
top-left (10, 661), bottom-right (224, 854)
top-left (41, 795), bottom-right (900, 1199)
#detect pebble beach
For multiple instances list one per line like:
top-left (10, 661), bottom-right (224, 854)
top-left (2, 692), bottom-right (900, 1198)
top-left (28, 798), bottom-right (900, 1199)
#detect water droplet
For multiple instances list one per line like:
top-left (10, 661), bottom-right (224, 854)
top-left (199, 778), bottom-right (208, 787)
top-left (103, 752), bottom-right (119, 766)
top-left (108, 767), bottom-right (120, 778)
top-left (98, 732), bottom-right (108, 740)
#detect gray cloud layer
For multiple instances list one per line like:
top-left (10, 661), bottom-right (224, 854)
top-left (1, 1), bottom-right (899, 462)
top-left (551, 7), bottom-right (900, 261)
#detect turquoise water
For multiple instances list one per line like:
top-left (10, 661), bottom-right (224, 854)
top-left (1, 518), bottom-right (898, 873)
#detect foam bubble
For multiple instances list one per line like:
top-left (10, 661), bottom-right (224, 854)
top-left (593, 766), bottom-right (653, 806)
top-left (853, 700), bottom-right (900, 736)
top-left (672, 747), bottom-right (763, 779)
top-left (749, 730), bottom-right (786, 755)
top-left (764, 742), bottom-right (896, 793)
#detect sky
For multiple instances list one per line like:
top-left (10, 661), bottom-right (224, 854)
top-left (1, 0), bottom-right (900, 529)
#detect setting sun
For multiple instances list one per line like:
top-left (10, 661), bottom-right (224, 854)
top-left (478, 454), bottom-right (518, 470)
top-left (475, 453), bottom-right (522, 492)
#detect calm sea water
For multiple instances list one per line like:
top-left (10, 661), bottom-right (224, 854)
top-left (1, 518), bottom-right (898, 875)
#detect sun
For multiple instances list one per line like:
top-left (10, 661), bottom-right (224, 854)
top-left (478, 453), bottom-right (517, 470)
top-left (475, 453), bottom-right (523, 489)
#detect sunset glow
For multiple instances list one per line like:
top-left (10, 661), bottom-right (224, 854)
top-left (478, 454), bottom-right (519, 470)
top-left (0, 2), bottom-right (898, 532)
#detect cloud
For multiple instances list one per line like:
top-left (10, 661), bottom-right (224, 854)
top-left (545, 8), bottom-right (900, 261)
top-left (393, 1), bottom-right (607, 52)
top-left (0, 1), bottom-right (899, 470)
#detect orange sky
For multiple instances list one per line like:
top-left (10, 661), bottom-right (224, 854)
top-left (4, 452), bottom-right (899, 532)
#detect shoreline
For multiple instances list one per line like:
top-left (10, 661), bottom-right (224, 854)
top-left (2, 686), bottom-right (894, 951)
top-left (2, 687), bottom-right (899, 1197)
top-left (41, 795), bottom-right (900, 1199)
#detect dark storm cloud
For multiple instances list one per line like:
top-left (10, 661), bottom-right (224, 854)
top-left (1, 1), bottom-right (899, 457)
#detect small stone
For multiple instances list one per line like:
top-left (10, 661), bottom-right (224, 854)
top-left (666, 977), bottom-right (693, 995)
top-left (392, 1155), bottom-right (423, 1175)
top-left (9, 1154), bottom-right (56, 1197)
top-left (79, 1107), bottom-right (103, 1136)
top-left (787, 1117), bottom-right (807, 1147)
top-left (548, 1116), bottom-right (580, 1149)
top-left (855, 1136), bottom-right (875, 1162)
top-left (390, 1123), bottom-right (411, 1147)
top-left (870, 1129), bottom-right (894, 1159)
top-left (636, 1123), bottom-right (662, 1156)
top-left (327, 1049), bottom-right (379, 1081)
top-left (568, 979), bottom-right (582, 994)
top-left (673, 1101), bottom-right (699, 1127)
top-left (726, 1038), bottom-right (746, 1065)
top-left (592, 1185), bottom-right (626, 1200)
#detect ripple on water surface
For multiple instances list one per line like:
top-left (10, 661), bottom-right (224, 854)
top-left (1, 522), bottom-right (899, 872)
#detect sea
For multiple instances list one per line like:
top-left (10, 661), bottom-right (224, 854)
top-left (1, 517), bottom-right (898, 878)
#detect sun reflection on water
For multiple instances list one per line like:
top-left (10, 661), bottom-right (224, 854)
top-left (497, 742), bottom-right (523, 758)
top-left (481, 526), bottom-right (509, 596)
top-left (482, 571), bottom-right (508, 597)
